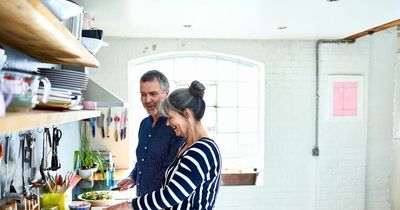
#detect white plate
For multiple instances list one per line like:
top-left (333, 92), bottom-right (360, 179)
top-left (38, 68), bottom-right (88, 77)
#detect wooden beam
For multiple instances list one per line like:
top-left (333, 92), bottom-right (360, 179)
top-left (343, 19), bottom-right (400, 40)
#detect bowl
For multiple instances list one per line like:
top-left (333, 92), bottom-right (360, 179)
top-left (78, 191), bottom-right (113, 207)
top-left (41, 0), bottom-right (83, 21)
top-left (68, 201), bottom-right (91, 210)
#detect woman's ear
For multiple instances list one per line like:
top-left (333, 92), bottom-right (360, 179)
top-left (183, 108), bottom-right (191, 119)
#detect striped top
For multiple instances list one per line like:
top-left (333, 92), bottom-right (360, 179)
top-left (132, 138), bottom-right (222, 210)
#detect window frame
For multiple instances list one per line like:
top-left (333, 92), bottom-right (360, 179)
top-left (128, 51), bottom-right (265, 184)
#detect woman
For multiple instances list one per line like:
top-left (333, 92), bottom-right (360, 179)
top-left (131, 80), bottom-right (222, 210)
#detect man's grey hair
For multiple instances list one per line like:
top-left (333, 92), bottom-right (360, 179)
top-left (140, 70), bottom-right (170, 90)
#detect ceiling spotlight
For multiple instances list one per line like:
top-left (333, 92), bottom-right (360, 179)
top-left (183, 24), bottom-right (192, 28)
top-left (326, 0), bottom-right (339, 2)
top-left (277, 26), bottom-right (287, 30)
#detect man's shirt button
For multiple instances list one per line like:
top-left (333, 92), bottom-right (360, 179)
top-left (139, 171), bottom-right (142, 174)
top-left (144, 147), bottom-right (147, 149)
top-left (141, 158), bottom-right (144, 161)
top-left (148, 134), bottom-right (151, 137)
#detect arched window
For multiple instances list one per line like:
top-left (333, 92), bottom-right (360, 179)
top-left (128, 52), bottom-right (265, 176)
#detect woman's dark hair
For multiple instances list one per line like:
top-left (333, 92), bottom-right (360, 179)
top-left (160, 80), bottom-right (206, 121)
top-left (140, 70), bottom-right (169, 91)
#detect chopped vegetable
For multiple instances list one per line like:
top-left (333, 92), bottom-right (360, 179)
top-left (81, 191), bottom-right (112, 200)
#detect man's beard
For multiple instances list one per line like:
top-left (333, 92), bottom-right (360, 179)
top-left (148, 107), bottom-right (159, 116)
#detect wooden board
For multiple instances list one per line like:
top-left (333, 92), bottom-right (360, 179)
top-left (343, 19), bottom-right (400, 40)
top-left (0, 110), bottom-right (100, 134)
top-left (0, 0), bottom-right (99, 67)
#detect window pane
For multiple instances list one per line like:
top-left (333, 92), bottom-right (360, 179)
top-left (238, 108), bottom-right (259, 132)
top-left (174, 56), bottom-right (195, 81)
top-left (217, 108), bottom-right (237, 132)
top-left (217, 58), bottom-right (238, 81)
top-left (131, 61), bottom-right (153, 83)
top-left (238, 63), bottom-right (259, 82)
top-left (203, 107), bottom-right (217, 133)
top-left (195, 56), bottom-right (217, 82)
top-left (238, 133), bottom-right (258, 158)
top-left (152, 58), bottom-right (174, 80)
top-left (216, 133), bottom-right (237, 159)
top-left (204, 84), bottom-right (217, 107)
top-left (217, 82), bottom-right (237, 107)
top-left (238, 82), bottom-right (259, 107)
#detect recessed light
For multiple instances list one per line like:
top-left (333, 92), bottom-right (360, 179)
top-left (327, 0), bottom-right (339, 2)
top-left (183, 25), bottom-right (192, 28)
top-left (277, 26), bottom-right (287, 30)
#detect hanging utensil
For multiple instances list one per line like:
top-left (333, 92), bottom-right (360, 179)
top-left (40, 128), bottom-right (50, 182)
top-left (90, 118), bottom-right (96, 137)
top-left (120, 109), bottom-right (126, 140)
top-left (114, 116), bottom-right (120, 142)
top-left (123, 109), bottom-right (128, 140)
top-left (106, 107), bottom-right (113, 138)
top-left (96, 112), bottom-right (105, 138)
top-left (4, 134), bottom-right (10, 164)
top-left (49, 126), bottom-right (61, 171)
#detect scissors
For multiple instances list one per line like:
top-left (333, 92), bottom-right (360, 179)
top-left (49, 126), bottom-right (62, 171)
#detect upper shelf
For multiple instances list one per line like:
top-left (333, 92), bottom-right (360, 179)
top-left (0, 110), bottom-right (101, 135)
top-left (0, 0), bottom-right (99, 67)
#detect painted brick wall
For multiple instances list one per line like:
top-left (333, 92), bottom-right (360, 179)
top-left (88, 29), bottom-right (396, 210)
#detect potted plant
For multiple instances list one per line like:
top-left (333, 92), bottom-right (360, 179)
top-left (74, 122), bottom-right (105, 179)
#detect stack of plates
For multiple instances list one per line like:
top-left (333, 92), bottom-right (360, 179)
top-left (37, 68), bottom-right (88, 110)
top-left (38, 68), bottom-right (89, 91)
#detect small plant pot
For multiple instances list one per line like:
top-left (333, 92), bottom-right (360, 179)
top-left (78, 168), bottom-right (94, 180)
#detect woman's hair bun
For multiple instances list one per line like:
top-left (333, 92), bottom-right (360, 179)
top-left (189, 80), bottom-right (205, 98)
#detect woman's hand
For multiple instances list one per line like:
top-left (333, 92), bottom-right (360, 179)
top-left (117, 178), bottom-right (135, 191)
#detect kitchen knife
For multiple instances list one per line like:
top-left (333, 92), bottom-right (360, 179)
top-left (101, 113), bottom-right (105, 138)
top-left (110, 186), bottom-right (121, 191)
top-left (97, 112), bottom-right (105, 138)
top-left (106, 108), bottom-right (113, 138)
top-left (114, 116), bottom-right (120, 142)
top-left (120, 108), bottom-right (126, 140)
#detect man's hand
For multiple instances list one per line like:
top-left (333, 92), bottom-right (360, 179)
top-left (117, 178), bottom-right (135, 191)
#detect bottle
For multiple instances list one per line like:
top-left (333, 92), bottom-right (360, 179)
top-left (106, 152), bottom-right (115, 182)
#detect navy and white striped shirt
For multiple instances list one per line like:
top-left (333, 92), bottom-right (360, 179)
top-left (132, 137), bottom-right (222, 210)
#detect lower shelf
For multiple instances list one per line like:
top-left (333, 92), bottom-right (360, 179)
top-left (0, 110), bottom-right (101, 134)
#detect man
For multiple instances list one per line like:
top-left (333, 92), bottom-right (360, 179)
top-left (117, 70), bottom-right (185, 196)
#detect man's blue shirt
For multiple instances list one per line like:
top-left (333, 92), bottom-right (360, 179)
top-left (129, 116), bottom-right (185, 196)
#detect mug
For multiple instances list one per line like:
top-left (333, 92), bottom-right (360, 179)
top-left (0, 69), bottom-right (51, 112)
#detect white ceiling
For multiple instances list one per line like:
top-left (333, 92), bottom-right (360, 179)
top-left (81, 0), bottom-right (400, 40)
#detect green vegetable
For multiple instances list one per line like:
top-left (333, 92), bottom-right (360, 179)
top-left (81, 191), bottom-right (112, 200)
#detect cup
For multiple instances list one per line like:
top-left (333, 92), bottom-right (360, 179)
top-left (0, 69), bottom-right (51, 112)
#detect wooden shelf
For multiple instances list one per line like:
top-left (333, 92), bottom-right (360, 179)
top-left (0, 110), bottom-right (100, 135)
top-left (0, 0), bottom-right (99, 67)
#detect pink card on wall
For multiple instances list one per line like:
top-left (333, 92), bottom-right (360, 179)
top-left (333, 81), bottom-right (358, 117)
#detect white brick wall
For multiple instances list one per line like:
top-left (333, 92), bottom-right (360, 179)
top-left (88, 29), bottom-right (397, 210)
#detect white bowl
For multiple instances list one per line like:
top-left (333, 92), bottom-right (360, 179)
top-left (78, 168), bottom-right (94, 180)
top-left (81, 37), bottom-right (109, 55)
top-left (41, 0), bottom-right (83, 21)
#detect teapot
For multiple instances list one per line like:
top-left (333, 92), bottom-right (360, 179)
top-left (0, 69), bottom-right (51, 112)
top-left (0, 79), bottom-right (13, 117)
